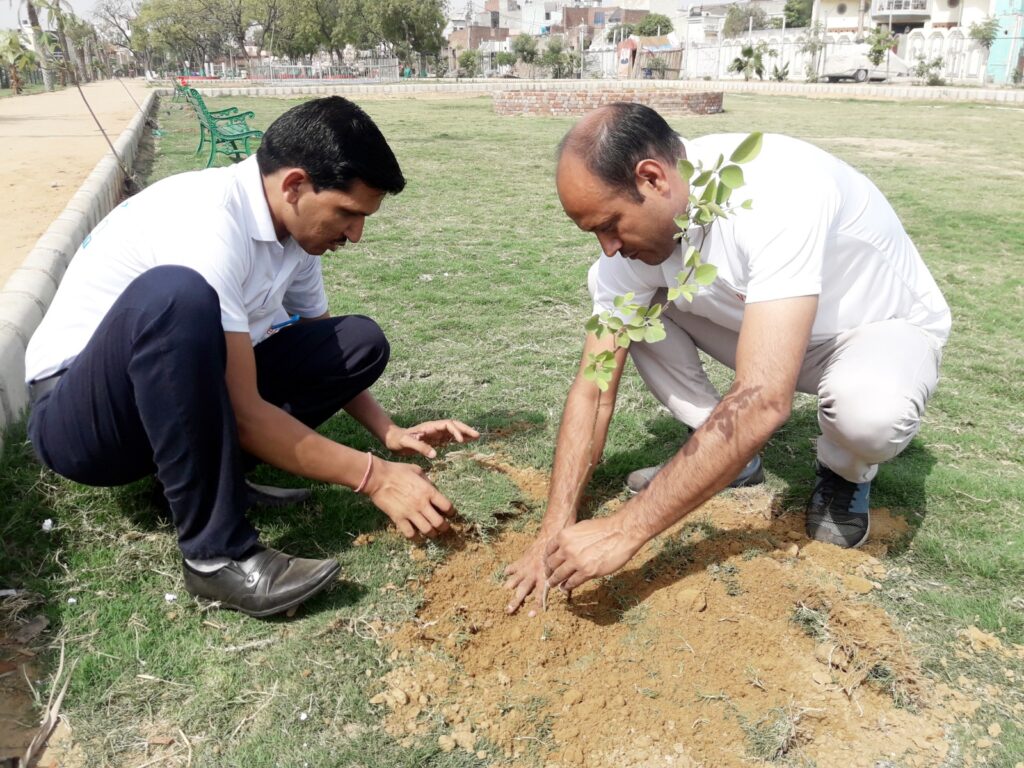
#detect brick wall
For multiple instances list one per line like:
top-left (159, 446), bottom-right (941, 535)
top-left (492, 88), bottom-right (724, 116)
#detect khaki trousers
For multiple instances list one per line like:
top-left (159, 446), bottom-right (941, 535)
top-left (623, 291), bottom-right (943, 484)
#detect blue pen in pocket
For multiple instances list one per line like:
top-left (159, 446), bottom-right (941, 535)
top-left (267, 314), bottom-right (300, 336)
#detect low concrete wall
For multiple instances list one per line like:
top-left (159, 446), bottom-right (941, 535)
top-left (0, 91), bottom-right (159, 454)
top-left (175, 77), bottom-right (1024, 105)
top-left (493, 87), bottom-right (723, 116)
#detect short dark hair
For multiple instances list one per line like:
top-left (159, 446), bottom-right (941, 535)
top-left (558, 102), bottom-right (684, 202)
top-left (257, 97), bottom-right (405, 195)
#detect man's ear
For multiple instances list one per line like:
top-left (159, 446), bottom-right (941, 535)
top-left (279, 168), bottom-right (312, 205)
top-left (634, 158), bottom-right (671, 197)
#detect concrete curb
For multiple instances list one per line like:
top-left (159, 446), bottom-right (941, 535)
top-left (168, 77), bottom-right (1024, 105)
top-left (0, 90), bottom-right (159, 454)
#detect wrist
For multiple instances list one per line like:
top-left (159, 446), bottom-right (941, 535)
top-left (612, 508), bottom-right (651, 553)
top-left (355, 452), bottom-right (376, 494)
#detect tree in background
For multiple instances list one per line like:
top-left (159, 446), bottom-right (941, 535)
top-left (511, 32), bottom-right (537, 77)
top-left (969, 16), bottom-right (1000, 83)
top-left (865, 26), bottom-right (896, 67)
top-left (0, 29), bottom-right (38, 93)
top-left (783, 0), bottom-right (811, 28)
top-left (495, 49), bottom-right (515, 73)
top-left (635, 13), bottom-right (672, 36)
top-left (457, 48), bottom-right (481, 77)
top-left (540, 35), bottom-right (572, 78)
top-left (728, 40), bottom-right (775, 80)
top-left (722, 3), bottom-right (769, 39)
top-left (23, 0), bottom-right (55, 90)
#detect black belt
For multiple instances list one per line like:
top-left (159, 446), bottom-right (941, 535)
top-left (28, 369), bottom-right (67, 403)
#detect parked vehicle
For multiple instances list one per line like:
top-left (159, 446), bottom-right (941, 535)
top-left (822, 44), bottom-right (911, 82)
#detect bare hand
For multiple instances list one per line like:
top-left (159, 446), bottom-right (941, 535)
top-left (384, 420), bottom-right (480, 459)
top-left (503, 536), bottom-right (552, 615)
top-left (364, 458), bottom-right (455, 539)
top-left (544, 517), bottom-right (644, 592)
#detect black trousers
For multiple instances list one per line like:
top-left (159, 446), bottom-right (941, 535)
top-left (28, 266), bottom-right (390, 559)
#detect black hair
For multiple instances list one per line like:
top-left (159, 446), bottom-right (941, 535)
top-left (557, 102), bottom-right (684, 202)
top-left (257, 96), bottom-right (405, 195)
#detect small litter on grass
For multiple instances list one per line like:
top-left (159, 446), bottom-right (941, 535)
top-left (41, 519), bottom-right (54, 532)
top-left (298, 712), bottom-right (308, 721)
top-left (66, 598), bottom-right (76, 605)
top-left (164, 593), bottom-right (177, 603)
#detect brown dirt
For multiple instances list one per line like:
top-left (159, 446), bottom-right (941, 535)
top-left (372, 456), bottom-right (975, 767)
top-left (0, 79), bottom-right (150, 288)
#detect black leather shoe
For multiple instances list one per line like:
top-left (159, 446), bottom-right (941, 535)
top-left (245, 480), bottom-right (312, 509)
top-left (183, 546), bottom-right (340, 617)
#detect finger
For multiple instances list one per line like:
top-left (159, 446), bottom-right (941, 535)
top-left (563, 572), bottom-right (591, 591)
top-left (402, 435), bottom-right (437, 459)
top-left (507, 579), bottom-right (535, 614)
top-left (546, 562), bottom-right (577, 590)
top-left (544, 536), bottom-right (561, 558)
top-left (543, 547), bottom-right (566, 577)
top-left (451, 421), bottom-right (480, 440)
top-left (396, 519), bottom-right (416, 539)
top-left (409, 512), bottom-right (438, 538)
top-left (421, 505), bottom-right (449, 533)
top-left (430, 490), bottom-right (455, 517)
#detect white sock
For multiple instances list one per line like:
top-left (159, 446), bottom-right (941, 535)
top-left (185, 556), bottom-right (231, 573)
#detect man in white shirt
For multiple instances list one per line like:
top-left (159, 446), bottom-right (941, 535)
top-left (26, 97), bottom-right (478, 618)
top-left (504, 102), bottom-right (949, 613)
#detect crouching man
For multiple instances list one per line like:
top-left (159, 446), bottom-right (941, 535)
top-left (505, 103), bottom-right (949, 612)
top-left (26, 97), bottom-right (478, 618)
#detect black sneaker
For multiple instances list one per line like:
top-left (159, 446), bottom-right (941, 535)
top-left (805, 462), bottom-right (871, 548)
top-left (626, 454), bottom-right (765, 495)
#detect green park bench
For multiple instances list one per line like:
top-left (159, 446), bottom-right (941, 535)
top-left (170, 77), bottom-right (190, 103)
top-left (185, 87), bottom-right (263, 168)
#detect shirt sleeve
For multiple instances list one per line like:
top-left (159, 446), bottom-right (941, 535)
top-left (737, 176), bottom-right (840, 304)
top-left (590, 254), bottom-right (663, 318)
top-left (166, 212), bottom-right (251, 334)
top-left (283, 254), bottom-right (329, 318)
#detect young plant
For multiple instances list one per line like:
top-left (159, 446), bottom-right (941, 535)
top-left (582, 132), bottom-right (763, 391)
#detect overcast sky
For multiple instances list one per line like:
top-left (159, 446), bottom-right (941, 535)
top-left (1, 0), bottom-right (100, 30)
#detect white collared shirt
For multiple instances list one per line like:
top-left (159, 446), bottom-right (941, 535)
top-left (590, 133), bottom-right (951, 346)
top-left (26, 157), bottom-right (328, 382)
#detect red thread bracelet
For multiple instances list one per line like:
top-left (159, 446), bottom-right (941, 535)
top-left (354, 452), bottom-right (373, 494)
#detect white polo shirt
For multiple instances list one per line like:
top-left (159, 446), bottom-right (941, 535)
top-left (590, 133), bottom-right (951, 346)
top-left (25, 156), bottom-right (329, 382)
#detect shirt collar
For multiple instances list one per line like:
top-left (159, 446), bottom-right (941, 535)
top-left (237, 155), bottom-right (281, 244)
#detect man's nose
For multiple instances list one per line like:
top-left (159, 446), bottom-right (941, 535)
top-left (346, 217), bottom-right (366, 244)
top-left (597, 233), bottom-right (622, 257)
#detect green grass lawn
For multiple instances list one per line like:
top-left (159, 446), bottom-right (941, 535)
top-left (1, 92), bottom-right (1022, 766)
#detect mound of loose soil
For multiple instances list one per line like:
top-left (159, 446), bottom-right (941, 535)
top-left (374, 455), bottom-right (969, 767)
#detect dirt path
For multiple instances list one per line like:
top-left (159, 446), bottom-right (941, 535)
top-left (0, 78), bottom-right (151, 288)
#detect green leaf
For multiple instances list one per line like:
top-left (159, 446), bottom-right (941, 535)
top-left (607, 316), bottom-right (623, 331)
top-left (584, 315), bottom-right (601, 332)
top-left (677, 284), bottom-right (697, 302)
top-left (627, 327), bottom-right (646, 342)
top-left (595, 377), bottom-right (609, 392)
top-left (719, 165), bottom-right (744, 189)
top-left (695, 206), bottom-right (714, 225)
top-left (613, 295), bottom-right (624, 308)
top-left (700, 179), bottom-right (718, 204)
top-left (678, 159), bottom-right (695, 179)
top-left (684, 246), bottom-right (700, 267)
top-left (695, 263), bottom-right (717, 285)
top-left (647, 303), bottom-right (663, 319)
top-left (715, 183), bottom-right (731, 206)
top-left (714, 153), bottom-right (724, 171)
top-left (643, 323), bottom-right (667, 343)
top-left (667, 286), bottom-right (682, 301)
top-left (729, 132), bottom-right (763, 164)
top-left (706, 201), bottom-right (727, 218)
top-left (741, 199), bottom-right (753, 209)
top-left (617, 334), bottom-right (633, 348)
top-left (693, 170), bottom-right (713, 188)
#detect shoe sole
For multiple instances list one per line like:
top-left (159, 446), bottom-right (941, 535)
top-left (806, 515), bottom-right (870, 549)
top-left (626, 466), bottom-right (766, 496)
top-left (200, 561), bottom-right (342, 618)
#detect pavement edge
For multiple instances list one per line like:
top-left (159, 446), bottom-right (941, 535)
top-left (0, 90), bottom-right (159, 457)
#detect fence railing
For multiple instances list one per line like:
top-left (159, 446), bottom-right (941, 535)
top-left (243, 59), bottom-right (400, 83)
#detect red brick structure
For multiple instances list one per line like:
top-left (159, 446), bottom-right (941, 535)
top-left (492, 88), bottom-right (724, 116)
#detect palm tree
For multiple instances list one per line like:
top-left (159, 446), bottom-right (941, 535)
top-left (21, 0), bottom-right (56, 90)
top-left (0, 29), bottom-right (38, 93)
top-left (728, 44), bottom-right (766, 81)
